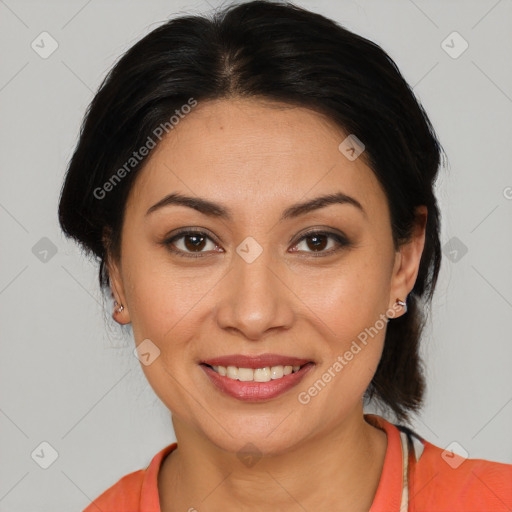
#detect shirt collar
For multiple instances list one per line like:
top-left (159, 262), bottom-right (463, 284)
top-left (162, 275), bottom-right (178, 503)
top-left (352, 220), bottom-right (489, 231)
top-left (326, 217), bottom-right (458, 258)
top-left (139, 414), bottom-right (406, 511)
top-left (365, 413), bottom-right (407, 512)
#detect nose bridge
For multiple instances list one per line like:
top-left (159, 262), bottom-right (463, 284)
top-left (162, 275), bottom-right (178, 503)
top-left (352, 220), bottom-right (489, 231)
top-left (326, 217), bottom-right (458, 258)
top-left (215, 240), bottom-right (293, 340)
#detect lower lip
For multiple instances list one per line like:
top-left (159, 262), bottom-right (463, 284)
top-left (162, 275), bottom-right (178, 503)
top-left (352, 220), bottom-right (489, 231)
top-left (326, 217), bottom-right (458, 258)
top-left (200, 363), bottom-right (315, 401)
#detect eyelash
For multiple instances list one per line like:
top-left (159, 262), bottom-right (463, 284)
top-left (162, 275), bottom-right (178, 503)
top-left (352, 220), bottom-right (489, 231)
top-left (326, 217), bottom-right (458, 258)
top-left (161, 228), bottom-right (351, 259)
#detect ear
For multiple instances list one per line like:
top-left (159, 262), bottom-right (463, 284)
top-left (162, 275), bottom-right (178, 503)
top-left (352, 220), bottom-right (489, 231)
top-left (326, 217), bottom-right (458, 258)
top-left (388, 206), bottom-right (428, 315)
top-left (103, 228), bottom-right (131, 325)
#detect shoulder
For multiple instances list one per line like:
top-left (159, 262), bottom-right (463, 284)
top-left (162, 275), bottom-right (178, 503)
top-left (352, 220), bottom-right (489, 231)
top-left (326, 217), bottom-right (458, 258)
top-left (82, 469), bottom-right (145, 511)
top-left (410, 436), bottom-right (512, 511)
top-left (82, 442), bottom-right (177, 512)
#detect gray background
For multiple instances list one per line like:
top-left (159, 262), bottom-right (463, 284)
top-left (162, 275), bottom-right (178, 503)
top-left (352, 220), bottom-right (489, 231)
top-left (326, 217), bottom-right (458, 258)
top-left (1, 0), bottom-right (511, 510)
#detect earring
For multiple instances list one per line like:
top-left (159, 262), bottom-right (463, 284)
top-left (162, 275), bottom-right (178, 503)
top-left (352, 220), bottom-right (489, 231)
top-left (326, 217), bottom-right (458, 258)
top-left (395, 297), bottom-right (407, 313)
top-left (113, 300), bottom-right (124, 313)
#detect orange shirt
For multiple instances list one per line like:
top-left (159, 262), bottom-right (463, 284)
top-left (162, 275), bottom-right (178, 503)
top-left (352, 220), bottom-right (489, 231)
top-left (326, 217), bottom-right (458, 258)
top-left (83, 414), bottom-right (512, 511)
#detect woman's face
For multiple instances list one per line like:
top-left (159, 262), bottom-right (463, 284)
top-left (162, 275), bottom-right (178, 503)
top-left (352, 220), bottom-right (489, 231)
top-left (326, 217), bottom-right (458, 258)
top-left (108, 98), bottom-right (425, 454)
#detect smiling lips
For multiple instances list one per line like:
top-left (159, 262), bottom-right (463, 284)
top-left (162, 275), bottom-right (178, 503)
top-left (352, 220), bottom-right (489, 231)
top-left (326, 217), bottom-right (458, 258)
top-left (200, 353), bottom-right (315, 401)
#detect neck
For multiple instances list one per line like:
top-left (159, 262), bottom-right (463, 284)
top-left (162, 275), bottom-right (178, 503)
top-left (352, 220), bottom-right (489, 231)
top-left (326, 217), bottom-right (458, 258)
top-left (158, 409), bottom-right (387, 512)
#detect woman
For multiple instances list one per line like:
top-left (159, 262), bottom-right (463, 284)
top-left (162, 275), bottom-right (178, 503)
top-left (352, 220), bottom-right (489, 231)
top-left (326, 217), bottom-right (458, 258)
top-left (58, 1), bottom-right (512, 510)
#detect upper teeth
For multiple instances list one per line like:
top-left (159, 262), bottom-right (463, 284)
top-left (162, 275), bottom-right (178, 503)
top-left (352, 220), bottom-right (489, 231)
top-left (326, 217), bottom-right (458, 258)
top-left (212, 365), bottom-right (301, 382)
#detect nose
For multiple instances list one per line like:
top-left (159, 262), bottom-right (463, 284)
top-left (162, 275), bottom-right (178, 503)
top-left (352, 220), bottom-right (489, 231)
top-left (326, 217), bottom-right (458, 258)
top-left (214, 245), bottom-right (295, 341)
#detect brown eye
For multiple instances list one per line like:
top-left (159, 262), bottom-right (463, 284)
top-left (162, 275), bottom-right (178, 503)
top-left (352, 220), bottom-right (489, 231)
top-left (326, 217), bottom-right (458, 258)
top-left (182, 234), bottom-right (208, 252)
top-left (304, 233), bottom-right (329, 251)
top-left (291, 230), bottom-right (350, 256)
top-left (163, 230), bottom-right (220, 258)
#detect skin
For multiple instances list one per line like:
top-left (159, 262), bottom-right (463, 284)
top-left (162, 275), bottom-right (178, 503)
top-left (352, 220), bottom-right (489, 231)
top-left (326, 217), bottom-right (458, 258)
top-left (106, 97), bottom-right (427, 511)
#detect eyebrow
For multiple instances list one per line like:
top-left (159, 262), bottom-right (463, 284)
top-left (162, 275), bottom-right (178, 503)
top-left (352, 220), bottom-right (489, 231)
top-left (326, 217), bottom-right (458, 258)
top-left (145, 191), bottom-right (366, 221)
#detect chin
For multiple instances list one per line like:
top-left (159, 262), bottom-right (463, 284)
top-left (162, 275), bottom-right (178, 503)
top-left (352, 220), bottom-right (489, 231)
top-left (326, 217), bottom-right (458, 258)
top-left (197, 412), bottom-right (314, 459)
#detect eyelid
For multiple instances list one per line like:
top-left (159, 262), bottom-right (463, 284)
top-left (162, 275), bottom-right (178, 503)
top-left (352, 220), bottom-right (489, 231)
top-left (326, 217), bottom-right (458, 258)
top-left (291, 227), bottom-right (348, 244)
top-left (167, 226), bottom-right (219, 242)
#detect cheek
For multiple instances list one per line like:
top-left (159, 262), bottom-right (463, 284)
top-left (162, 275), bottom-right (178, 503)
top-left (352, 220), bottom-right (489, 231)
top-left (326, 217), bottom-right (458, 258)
top-left (291, 253), bottom-right (390, 398)
top-left (123, 259), bottom-right (210, 417)
top-left (293, 251), bottom-right (392, 341)
top-left (122, 239), bottom-right (213, 342)
top-left (295, 268), bottom-right (388, 422)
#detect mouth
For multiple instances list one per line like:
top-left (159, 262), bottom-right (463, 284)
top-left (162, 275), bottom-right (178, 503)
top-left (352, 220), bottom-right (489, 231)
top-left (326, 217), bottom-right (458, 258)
top-left (199, 354), bottom-right (315, 401)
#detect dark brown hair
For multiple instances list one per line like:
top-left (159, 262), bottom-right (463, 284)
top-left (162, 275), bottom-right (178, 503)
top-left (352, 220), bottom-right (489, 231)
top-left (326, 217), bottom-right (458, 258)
top-left (58, 0), bottom-right (444, 423)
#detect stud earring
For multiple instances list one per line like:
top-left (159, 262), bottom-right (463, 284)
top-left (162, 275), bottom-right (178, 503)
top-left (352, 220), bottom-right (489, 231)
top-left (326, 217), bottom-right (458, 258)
top-left (395, 297), bottom-right (407, 313)
top-left (113, 300), bottom-right (124, 313)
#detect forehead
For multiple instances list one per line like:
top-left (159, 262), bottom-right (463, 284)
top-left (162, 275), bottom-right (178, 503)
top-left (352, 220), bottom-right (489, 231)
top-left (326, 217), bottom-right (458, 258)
top-left (126, 98), bottom-right (387, 221)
